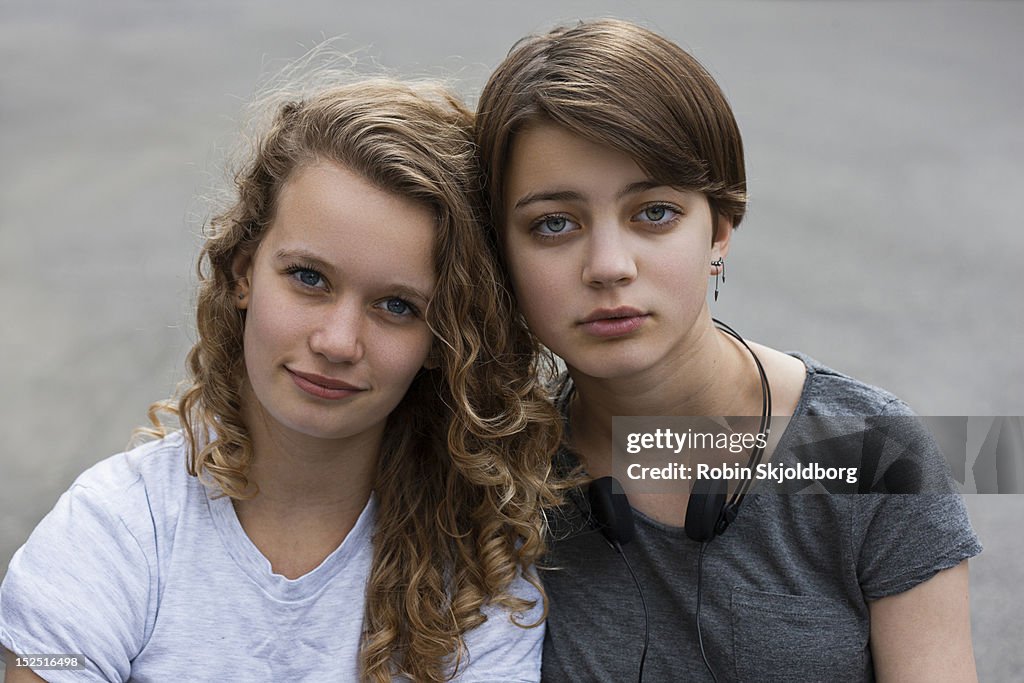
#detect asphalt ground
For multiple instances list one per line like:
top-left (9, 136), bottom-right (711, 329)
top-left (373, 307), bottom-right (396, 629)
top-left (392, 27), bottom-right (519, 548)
top-left (1, 1), bottom-right (1022, 679)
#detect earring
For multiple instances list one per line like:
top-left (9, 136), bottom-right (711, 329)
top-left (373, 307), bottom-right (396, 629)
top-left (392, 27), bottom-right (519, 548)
top-left (711, 258), bottom-right (725, 301)
top-left (236, 275), bottom-right (250, 302)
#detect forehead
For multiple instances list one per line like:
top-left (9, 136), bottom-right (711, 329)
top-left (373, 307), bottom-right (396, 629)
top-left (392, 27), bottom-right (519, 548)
top-left (264, 160), bottom-right (437, 291)
top-left (504, 122), bottom-right (649, 203)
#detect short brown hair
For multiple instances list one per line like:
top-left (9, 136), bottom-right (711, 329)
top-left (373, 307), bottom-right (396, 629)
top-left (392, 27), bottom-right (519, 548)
top-left (475, 18), bottom-right (747, 235)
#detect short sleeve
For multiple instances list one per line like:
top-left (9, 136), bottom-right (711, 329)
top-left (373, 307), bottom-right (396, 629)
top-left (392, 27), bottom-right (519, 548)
top-left (0, 481), bottom-right (154, 682)
top-left (454, 569), bottom-right (545, 682)
top-left (851, 400), bottom-right (983, 600)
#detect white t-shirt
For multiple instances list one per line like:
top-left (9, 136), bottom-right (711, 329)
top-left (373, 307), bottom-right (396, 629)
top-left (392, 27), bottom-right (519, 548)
top-left (0, 433), bottom-right (543, 682)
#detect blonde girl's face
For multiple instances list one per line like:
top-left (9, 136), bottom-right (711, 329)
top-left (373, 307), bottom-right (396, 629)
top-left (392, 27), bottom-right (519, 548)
top-left (233, 160), bottom-right (436, 444)
top-left (502, 122), bottom-right (730, 381)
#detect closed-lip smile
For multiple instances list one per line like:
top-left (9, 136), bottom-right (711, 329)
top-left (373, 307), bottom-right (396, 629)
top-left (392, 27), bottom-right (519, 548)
top-left (286, 368), bottom-right (365, 400)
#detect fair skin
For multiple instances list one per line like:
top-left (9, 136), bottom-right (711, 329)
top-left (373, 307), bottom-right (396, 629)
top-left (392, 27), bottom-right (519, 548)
top-left (3, 651), bottom-right (43, 683)
top-left (3, 159), bottom-right (440, 682)
top-left (504, 121), bottom-right (806, 508)
top-left (229, 159), bottom-right (436, 579)
top-left (503, 121), bottom-right (976, 682)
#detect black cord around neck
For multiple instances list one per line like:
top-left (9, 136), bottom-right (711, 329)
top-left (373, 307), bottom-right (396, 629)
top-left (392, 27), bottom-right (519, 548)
top-left (695, 541), bottom-right (719, 683)
top-left (693, 320), bottom-right (772, 682)
top-left (711, 318), bottom-right (773, 512)
top-left (612, 540), bottom-right (649, 682)
top-left (573, 319), bottom-right (771, 683)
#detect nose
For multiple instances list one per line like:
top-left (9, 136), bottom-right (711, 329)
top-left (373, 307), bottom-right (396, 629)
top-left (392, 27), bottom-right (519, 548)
top-left (308, 299), bottom-right (365, 364)
top-left (582, 223), bottom-right (637, 288)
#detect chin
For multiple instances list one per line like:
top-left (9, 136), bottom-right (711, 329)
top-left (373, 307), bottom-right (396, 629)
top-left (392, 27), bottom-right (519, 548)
top-left (563, 346), bottom-right (660, 381)
top-left (271, 405), bottom-right (364, 441)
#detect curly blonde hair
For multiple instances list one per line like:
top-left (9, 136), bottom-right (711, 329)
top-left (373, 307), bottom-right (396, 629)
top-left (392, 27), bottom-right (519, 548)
top-left (141, 77), bottom-right (563, 681)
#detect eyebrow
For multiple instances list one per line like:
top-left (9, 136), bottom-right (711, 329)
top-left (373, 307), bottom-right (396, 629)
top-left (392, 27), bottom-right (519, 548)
top-left (512, 180), bottom-right (672, 210)
top-left (275, 248), bottom-right (332, 271)
top-left (387, 285), bottom-right (432, 305)
top-left (274, 248), bottom-right (432, 302)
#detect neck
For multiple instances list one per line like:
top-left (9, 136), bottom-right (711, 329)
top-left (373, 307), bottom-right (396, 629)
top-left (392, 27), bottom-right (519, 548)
top-left (234, 383), bottom-right (380, 528)
top-left (569, 316), bottom-right (764, 475)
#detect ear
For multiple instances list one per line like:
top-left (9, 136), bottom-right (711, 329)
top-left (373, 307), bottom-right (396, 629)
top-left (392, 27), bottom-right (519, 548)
top-left (231, 250), bottom-right (254, 310)
top-left (710, 214), bottom-right (734, 275)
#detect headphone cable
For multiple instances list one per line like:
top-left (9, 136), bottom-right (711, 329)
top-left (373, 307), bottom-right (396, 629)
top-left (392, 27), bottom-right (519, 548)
top-left (613, 540), bottom-right (650, 683)
top-left (696, 540), bottom-right (719, 682)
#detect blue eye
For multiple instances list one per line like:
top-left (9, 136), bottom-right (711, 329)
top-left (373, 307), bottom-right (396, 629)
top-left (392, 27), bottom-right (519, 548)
top-left (286, 265), bottom-right (326, 289)
top-left (633, 204), bottom-right (680, 226)
top-left (379, 298), bottom-right (417, 317)
top-left (644, 206), bottom-right (666, 221)
top-left (543, 216), bottom-right (568, 233)
top-left (297, 270), bottom-right (322, 287)
top-left (533, 214), bottom-right (580, 237)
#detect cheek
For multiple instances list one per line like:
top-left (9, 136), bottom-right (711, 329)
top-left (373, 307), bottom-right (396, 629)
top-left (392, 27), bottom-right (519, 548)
top-left (242, 286), bottom-right (302, 368)
top-left (505, 247), bottom-right (568, 325)
top-left (373, 327), bottom-right (433, 386)
top-left (653, 250), bottom-right (708, 294)
top-left (638, 228), bottom-right (711, 296)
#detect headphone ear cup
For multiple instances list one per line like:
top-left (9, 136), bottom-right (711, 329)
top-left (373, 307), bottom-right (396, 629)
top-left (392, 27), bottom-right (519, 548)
top-left (685, 476), bottom-right (728, 542)
top-left (588, 476), bottom-right (635, 546)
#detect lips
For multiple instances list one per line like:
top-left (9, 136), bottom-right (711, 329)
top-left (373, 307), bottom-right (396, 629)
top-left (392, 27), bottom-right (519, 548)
top-left (580, 306), bottom-right (645, 324)
top-left (578, 307), bottom-right (649, 338)
top-left (286, 368), bottom-right (365, 400)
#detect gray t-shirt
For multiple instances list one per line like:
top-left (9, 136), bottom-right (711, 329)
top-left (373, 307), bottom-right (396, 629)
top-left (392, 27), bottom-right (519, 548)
top-left (0, 432), bottom-right (543, 682)
top-left (540, 353), bottom-right (981, 682)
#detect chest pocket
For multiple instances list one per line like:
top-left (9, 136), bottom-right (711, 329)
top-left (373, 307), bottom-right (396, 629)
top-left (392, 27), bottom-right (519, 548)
top-left (730, 588), bottom-right (869, 682)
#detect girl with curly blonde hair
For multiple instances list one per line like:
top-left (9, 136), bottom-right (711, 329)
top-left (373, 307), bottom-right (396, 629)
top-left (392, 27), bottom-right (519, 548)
top-left (0, 76), bottom-right (561, 682)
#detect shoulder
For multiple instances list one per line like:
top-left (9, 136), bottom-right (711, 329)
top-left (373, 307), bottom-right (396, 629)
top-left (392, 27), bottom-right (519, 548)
top-left (788, 352), bottom-right (910, 416)
top-left (781, 353), bottom-right (966, 494)
top-left (0, 435), bottom-right (195, 680)
top-left (71, 431), bottom-right (191, 498)
top-left (776, 361), bottom-right (981, 592)
top-left (3, 430), bottom-right (194, 571)
top-left (45, 432), bottom-right (199, 550)
top-left (7, 432), bottom-right (195, 561)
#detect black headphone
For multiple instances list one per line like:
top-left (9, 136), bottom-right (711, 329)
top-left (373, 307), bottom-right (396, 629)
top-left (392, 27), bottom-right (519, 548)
top-left (582, 319), bottom-right (773, 682)
top-left (586, 475), bottom-right (635, 545)
top-left (589, 460), bottom-right (743, 545)
top-left (587, 319), bottom-right (772, 544)
top-left (588, 465), bottom-right (732, 545)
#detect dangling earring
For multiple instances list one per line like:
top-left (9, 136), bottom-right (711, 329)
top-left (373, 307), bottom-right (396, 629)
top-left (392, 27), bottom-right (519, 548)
top-left (711, 257), bottom-right (725, 301)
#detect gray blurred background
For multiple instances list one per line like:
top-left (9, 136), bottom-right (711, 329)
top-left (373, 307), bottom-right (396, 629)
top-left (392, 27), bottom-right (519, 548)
top-left (1, 0), bottom-right (1021, 678)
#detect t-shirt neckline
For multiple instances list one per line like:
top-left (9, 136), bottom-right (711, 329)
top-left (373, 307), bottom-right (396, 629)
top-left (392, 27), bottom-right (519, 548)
top-left (205, 486), bottom-right (376, 602)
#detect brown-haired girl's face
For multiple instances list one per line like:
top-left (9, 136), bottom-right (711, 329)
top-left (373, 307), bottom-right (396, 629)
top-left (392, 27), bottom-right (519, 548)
top-left (233, 160), bottom-right (436, 442)
top-left (502, 122), bottom-right (731, 380)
